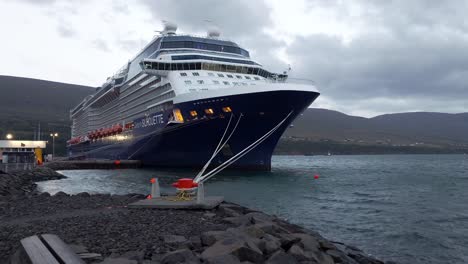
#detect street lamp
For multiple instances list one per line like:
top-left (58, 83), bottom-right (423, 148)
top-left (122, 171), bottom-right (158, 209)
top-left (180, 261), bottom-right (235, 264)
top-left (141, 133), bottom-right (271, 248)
top-left (6, 134), bottom-right (13, 140)
top-left (50, 133), bottom-right (58, 159)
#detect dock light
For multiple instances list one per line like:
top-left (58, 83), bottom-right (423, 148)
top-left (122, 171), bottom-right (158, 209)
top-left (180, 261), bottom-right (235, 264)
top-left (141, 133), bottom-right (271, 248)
top-left (6, 134), bottom-right (13, 140)
top-left (50, 132), bottom-right (59, 159)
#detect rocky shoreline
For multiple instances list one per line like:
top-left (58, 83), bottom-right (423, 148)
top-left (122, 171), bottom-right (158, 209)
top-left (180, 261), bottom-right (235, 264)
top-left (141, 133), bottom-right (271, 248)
top-left (0, 167), bottom-right (393, 264)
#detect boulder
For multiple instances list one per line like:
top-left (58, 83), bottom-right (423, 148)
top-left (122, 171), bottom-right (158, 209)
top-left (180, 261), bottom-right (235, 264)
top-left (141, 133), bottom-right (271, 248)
top-left (75, 192), bottom-right (91, 198)
top-left (99, 257), bottom-right (138, 264)
top-left (244, 212), bottom-right (274, 224)
top-left (261, 234), bottom-right (281, 255)
top-left (287, 244), bottom-right (310, 261)
top-left (254, 222), bottom-right (289, 235)
top-left (290, 233), bottom-right (320, 252)
top-left (327, 249), bottom-right (353, 263)
top-left (161, 248), bottom-right (200, 264)
top-left (204, 254), bottom-right (241, 264)
top-left (219, 203), bottom-right (245, 214)
top-left (223, 216), bottom-right (251, 226)
top-left (278, 233), bottom-right (301, 251)
top-left (54, 191), bottom-right (69, 197)
top-left (201, 237), bottom-right (263, 263)
top-left (226, 227), bottom-right (265, 253)
top-left (201, 231), bottom-right (230, 246)
top-left (243, 225), bottom-right (266, 239)
top-left (266, 250), bottom-right (299, 264)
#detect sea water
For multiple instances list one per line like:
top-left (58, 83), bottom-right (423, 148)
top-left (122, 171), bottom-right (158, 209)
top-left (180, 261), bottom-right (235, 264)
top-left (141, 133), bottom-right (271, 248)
top-left (37, 154), bottom-right (468, 264)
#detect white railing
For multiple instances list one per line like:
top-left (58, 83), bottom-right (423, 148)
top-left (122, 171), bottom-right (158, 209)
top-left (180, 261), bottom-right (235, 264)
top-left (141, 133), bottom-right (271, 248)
top-left (0, 163), bottom-right (36, 173)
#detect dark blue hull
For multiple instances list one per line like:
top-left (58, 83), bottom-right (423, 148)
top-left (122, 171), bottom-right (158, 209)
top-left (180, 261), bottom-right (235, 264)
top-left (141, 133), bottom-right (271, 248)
top-left (68, 90), bottom-right (319, 170)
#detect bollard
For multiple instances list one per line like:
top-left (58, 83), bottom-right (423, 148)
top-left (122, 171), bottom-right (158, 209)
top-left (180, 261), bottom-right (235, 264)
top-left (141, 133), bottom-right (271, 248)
top-left (197, 182), bottom-right (205, 204)
top-left (150, 178), bottom-right (161, 198)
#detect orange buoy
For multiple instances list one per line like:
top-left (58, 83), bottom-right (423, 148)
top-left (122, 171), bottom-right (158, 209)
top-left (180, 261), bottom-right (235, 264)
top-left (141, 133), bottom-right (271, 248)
top-left (150, 178), bottom-right (156, 184)
top-left (314, 174), bottom-right (319, 179)
top-left (146, 194), bottom-right (152, 199)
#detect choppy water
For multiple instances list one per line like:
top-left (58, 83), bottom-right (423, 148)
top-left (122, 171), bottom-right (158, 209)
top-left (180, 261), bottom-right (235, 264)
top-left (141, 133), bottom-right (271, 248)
top-left (38, 155), bottom-right (468, 264)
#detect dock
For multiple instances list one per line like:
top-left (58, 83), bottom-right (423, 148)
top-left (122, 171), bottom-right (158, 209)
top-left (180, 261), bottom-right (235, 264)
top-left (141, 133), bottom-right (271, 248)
top-left (45, 160), bottom-right (142, 170)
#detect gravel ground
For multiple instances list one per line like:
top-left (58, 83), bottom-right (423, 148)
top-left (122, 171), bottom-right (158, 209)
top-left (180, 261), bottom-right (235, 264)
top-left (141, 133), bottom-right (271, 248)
top-left (0, 193), bottom-right (232, 262)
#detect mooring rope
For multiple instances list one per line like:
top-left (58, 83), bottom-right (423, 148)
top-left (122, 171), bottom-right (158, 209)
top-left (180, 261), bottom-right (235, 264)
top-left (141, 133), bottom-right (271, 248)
top-left (194, 113), bottom-right (243, 182)
top-left (196, 110), bottom-right (293, 184)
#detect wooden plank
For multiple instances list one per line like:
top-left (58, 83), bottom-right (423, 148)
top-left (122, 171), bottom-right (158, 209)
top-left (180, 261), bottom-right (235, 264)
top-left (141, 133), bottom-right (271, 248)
top-left (41, 234), bottom-right (85, 264)
top-left (20, 236), bottom-right (60, 264)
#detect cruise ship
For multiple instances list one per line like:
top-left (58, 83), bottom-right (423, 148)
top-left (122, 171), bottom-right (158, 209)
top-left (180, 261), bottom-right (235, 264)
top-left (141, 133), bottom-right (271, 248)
top-left (68, 23), bottom-right (320, 170)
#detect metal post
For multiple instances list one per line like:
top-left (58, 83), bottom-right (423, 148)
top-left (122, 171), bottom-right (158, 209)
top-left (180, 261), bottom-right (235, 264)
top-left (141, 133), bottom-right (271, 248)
top-left (197, 182), bottom-right (205, 204)
top-left (52, 135), bottom-right (55, 159)
top-left (151, 178), bottom-right (161, 198)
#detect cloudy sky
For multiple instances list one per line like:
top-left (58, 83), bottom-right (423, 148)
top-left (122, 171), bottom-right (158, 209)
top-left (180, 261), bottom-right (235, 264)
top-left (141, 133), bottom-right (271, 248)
top-left (1, 0), bottom-right (467, 117)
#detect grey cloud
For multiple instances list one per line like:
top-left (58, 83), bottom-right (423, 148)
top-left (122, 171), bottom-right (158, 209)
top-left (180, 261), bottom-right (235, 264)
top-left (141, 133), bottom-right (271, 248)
top-left (286, 0), bottom-right (468, 115)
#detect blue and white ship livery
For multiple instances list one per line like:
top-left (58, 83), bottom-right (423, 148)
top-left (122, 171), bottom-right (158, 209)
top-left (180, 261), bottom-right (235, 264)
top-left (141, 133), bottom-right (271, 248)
top-left (68, 23), bottom-right (320, 170)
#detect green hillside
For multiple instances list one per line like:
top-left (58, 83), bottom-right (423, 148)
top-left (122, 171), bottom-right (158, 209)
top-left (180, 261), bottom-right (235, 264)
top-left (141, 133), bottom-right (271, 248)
top-left (0, 75), bottom-right (95, 155)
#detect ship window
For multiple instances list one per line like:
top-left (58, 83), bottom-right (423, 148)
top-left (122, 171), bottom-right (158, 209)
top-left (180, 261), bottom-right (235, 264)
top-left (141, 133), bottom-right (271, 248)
top-left (192, 72), bottom-right (200, 76)
top-left (254, 77), bottom-right (260, 80)
top-left (236, 75), bottom-right (242, 79)
top-left (208, 72), bottom-right (215, 76)
top-left (205, 108), bottom-right (214, 115)
top-left (245, 76), bottom-right (251, 80)
top-left (227, 74), bottom-right (234, 78)
top-left (197, 80), bottom-right (204, 84)
top-left (223, 81), bottom-right (230, 85)
top-left (241, 82), bottom-right (248, 86)
top-left (233, 82), bottom-right (239, 86)
top-left (190, 110), bottom-right (198, 117)
top-left (217, 73), bottom-right (224, 77)
top-left (180, 72), bottom-right (187, 76)
top-left (222, 107), bottom-right (232, 113)
top-left (213, 80), bottom-right (220, 84)
top-left (185, 80), bottom-right (192, 85)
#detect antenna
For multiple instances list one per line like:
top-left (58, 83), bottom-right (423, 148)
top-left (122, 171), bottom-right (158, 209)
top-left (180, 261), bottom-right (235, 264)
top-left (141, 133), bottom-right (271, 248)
top-left (204, 19), bottom-right (221, 38)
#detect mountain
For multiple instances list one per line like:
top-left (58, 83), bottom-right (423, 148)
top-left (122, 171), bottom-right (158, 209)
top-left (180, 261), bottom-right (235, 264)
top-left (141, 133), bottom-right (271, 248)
top-left (0, 75), bottom-right (95, 154)
top-left (1, 75), bottom-right (467, 155)
top-left (284, 108), bottom-right (468, 151)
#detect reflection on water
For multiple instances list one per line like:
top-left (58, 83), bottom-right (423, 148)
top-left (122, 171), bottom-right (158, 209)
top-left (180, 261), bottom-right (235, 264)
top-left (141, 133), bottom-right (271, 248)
top-left (38, 155), bottom-right (468, 264)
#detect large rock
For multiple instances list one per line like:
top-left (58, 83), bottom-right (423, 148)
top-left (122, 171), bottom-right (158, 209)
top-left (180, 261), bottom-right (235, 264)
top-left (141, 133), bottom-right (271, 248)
top-left (266, 250), bottom-right (299, 264)
top-left (161, 248), bottom-right (200, 264)
top-left (261, 234), bottom-right (282, 255)
top-left (201, 231), bottom-right (230, 246)
top-left (290, 233), bottom-right (320, 252)
top-left (99, 257), bottom-right (138, 264)
top-left (223, 216), bottom-right (251, 226)
top-left (204, 254), bottom-right (241, 264)
top-left (219, 203), bottom-right (245, 215)
top-left (201, 237), bottom-right (263, 263)
top-left (244, 212), bottom-right (274, 224)
top-left (288, 244), bottom-right (310, 261)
